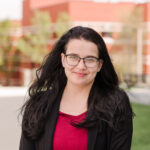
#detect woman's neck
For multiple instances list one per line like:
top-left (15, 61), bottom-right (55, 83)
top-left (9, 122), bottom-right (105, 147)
top-left (64, 81), bottom-right (93, 101)
top-left (60, 82), bottom-right (93, 115)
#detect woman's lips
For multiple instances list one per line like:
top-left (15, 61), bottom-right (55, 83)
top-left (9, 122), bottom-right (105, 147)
top-left (74, 72), bottom-right (87, 77)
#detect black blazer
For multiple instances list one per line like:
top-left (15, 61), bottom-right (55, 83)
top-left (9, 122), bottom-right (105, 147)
top-left (19, 90), bottom-right (133, 150)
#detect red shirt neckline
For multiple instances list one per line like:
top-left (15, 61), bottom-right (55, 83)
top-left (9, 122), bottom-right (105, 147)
top-left (59, 111), bottom-right (87, 119)
top-left (53, 111), bottom-right (88, 150)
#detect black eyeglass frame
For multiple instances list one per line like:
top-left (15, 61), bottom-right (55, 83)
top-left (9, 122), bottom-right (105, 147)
top-left (64, 53), bottom-right (101, 68)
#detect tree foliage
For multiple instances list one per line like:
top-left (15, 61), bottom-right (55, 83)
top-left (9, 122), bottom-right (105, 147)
top-left (0, 19), bottom-right (15, 85)
top-left (0, 19), bottom-right (21, 85)
top-left (0, 19), bottom-right (12, 67)
top-left (54, 12), bottom-right (71, 37)
top-left (18, 11), bottom-right (52, 64)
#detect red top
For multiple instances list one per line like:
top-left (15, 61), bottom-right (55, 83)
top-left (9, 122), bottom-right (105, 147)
top-left (53, 111), bottom-right (88, 150)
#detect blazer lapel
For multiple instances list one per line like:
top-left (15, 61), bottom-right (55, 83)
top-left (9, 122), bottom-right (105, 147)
top-left (44, 89), bottom-right (64, 150)
top-left (88, 124), bottom-right (98, 150)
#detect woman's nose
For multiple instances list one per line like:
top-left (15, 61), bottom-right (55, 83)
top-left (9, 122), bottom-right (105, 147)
top-left (77, 59), bottom-right (86, 69)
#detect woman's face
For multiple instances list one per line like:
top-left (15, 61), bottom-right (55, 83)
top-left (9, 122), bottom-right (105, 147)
top-left (61, 38), bottom-right (103, 87)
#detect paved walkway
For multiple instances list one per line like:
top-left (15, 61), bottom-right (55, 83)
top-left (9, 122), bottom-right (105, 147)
top-left (0, 86), bottom-right (150, 104)
top-left (126, 88), bottom-right (150, 105)
top-left (0, 86), bottom-right (150, 150)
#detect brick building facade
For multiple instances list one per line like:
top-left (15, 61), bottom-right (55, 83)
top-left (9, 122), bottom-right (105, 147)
top-left (22, 0), bottom-right (150, 84)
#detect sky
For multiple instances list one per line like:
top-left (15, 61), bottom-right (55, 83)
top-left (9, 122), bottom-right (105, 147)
top-left (0, 0), bottom-right (23, 20)
top-left (0, 0), bottom-right (149, 21)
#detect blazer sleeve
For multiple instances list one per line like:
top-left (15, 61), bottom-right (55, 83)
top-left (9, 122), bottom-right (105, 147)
top-left (109, 90), bottom-right (133, 150)
top-left (109, 118), bottom-right (133, 150)
top-left (19, 132), bottom-right (36, 150)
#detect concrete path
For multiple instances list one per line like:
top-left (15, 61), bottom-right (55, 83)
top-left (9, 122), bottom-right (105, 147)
top-left (0, 87), bottom-right (28, 150)
top-left (126, 88), bottom-right (150, 105)
top-left (0, 86), bottom-right (150, 150)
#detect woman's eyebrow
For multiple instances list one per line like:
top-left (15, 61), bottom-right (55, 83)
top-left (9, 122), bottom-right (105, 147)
top-left (66, 53), bottom-right (97, 58)
top-left (84, 55), bottom-right (98, 58)
top-left (66, 53), bottom-right (78, 55)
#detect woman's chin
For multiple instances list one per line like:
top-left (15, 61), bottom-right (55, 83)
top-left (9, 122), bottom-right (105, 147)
top-left (69, 79), bottom-right (93, 87)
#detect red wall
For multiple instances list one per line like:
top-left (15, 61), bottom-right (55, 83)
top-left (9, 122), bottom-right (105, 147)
top-left (69, 1), bottom-right (136, 22)
top-left (23, 0), bottom-right (34, 26)
top-left (23, 0), bottom-right (150, 24)
top-left (30, 0), bottom-right (68, 9)
top-left (39, 2), bottom-right (69, 22)
top-left (145, 2), bottom-right (150, 21)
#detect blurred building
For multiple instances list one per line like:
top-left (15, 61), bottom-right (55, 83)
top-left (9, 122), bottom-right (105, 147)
top-left (21, 0), bottom-right (150, 85)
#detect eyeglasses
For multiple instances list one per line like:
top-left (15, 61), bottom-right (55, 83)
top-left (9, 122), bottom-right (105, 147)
top-left (64, 54), bottom-right (100, 68)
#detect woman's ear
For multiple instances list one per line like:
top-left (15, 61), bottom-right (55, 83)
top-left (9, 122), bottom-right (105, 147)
top-left (61, 53), bottom-right (65, 68)
top-left (97, 59), bottom-right (103, 72)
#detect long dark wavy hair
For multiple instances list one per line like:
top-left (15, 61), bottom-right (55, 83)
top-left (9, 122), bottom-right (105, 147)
top-left (21, 26), bottom-right (134, 140)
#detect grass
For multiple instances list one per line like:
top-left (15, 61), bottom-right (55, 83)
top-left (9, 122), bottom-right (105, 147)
top-left (131, 103), bottom-right (150, 150)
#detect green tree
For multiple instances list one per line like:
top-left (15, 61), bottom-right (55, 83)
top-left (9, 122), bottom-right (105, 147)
top-left (18, 10), bottom-right (52, 65)
top-left (54, 12), bottom-right (71, 37)
top-left (0, 19), bottom-right (14, 85)
top-left (0, 19), bottom-right (12, 66)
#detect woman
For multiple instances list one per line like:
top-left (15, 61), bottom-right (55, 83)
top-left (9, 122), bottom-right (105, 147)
top-left (20, 26), bottom-right (134, 150)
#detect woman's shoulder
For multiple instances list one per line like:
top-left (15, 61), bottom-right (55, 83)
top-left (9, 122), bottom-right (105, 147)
top-left (109, 87), bottom-right (130, 104)
top-left (97, 87), bottom-right (133, 130)
top-left (112, 88), bottom-right (133, 119)
top-left (103, 87), bottom-right (132, 116)
top-left (115, 88), bottom-right (130, 106)
top-left (99, 87), bottom-right (131, 109)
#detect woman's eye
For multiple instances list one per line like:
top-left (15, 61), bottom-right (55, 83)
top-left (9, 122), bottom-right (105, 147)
top-left (69, 55), bottom-right (78, 60)
top-left (85, 58), bottom-right (95, 62)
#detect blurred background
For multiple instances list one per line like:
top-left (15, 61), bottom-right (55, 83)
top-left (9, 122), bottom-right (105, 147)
top-left (0, 0), bottom-right (150, 150)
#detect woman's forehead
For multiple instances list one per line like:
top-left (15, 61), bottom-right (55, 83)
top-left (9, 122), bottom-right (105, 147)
top-left (66, 39), bottom-right (99, 57)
